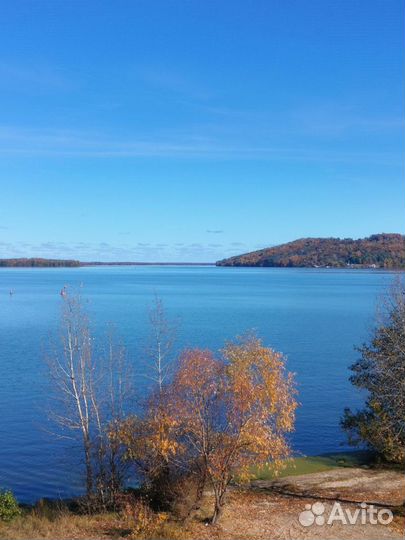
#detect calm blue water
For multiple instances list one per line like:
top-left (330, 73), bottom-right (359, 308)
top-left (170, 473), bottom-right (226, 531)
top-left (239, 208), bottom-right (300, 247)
top-left (0, 266), bottom-right (397, 502)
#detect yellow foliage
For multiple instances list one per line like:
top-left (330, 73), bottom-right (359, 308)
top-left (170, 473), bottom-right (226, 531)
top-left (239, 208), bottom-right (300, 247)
top-left (123, 499), bottom-right (169, 538)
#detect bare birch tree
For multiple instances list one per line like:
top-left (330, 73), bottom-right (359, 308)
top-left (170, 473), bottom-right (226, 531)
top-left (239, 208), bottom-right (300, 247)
top-left (116, 297), bottom-right (180, 508)
top-left (47, 293), bottom-right (95, 499)
top-left (46, 291), bottom-right (132, 508)
top-left (144, 295), bottom-right (177, 394)
top-left (101, 325), bottom-right (133, 503)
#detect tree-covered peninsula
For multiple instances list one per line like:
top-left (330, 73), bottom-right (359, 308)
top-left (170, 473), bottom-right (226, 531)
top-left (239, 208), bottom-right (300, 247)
top-left (216, 234), bottom-right (405, 269)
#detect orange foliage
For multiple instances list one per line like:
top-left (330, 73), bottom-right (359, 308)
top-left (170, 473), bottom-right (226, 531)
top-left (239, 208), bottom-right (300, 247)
top-left (167, 336), bottom-right (297, 522)
top-left (118, 335), bottom-right (297, 523)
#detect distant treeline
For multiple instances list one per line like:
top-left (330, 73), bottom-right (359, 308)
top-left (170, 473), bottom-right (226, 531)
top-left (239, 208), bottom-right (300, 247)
top-left (0, 259), bottom-right (213, 267)
top-left (0, 258), bottom-right (81, 267)
top-left (217, 233), bottom-right (405, 268)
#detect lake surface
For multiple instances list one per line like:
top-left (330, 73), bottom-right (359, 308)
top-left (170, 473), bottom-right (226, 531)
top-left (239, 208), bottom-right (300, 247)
top-left (0, 266), bottom-right (398, 502)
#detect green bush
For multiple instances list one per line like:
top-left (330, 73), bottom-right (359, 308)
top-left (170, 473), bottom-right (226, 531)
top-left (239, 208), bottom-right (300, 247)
top-left (342, 280), bottom-right (405, 464)
top-left (0, 490), bottom-right (21, 522)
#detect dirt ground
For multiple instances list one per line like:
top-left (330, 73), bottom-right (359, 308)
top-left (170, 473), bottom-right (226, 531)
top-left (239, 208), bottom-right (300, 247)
top-left (185, 467), bottom-right (405, 540)
top-left (254, 467), bottom-right (405, 506)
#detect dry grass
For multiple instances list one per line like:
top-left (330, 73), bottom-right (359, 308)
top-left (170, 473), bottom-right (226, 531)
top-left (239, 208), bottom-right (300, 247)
top-left (1, 475), bottom-right (403, 540)
top-left (0, 504), bottom-right (191, 540)
top-left (0, 510), bottom-right (120, 540)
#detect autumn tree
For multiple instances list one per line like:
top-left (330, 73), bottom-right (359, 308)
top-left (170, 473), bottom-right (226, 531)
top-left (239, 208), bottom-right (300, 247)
top-left (115, 392), bottom-right (181, 508)
top-left (117, 323), bottom-right (297, 522)
top-left (168, 336), bottom-right (297, 523)
top-left (342, 279), bottom-right (405, 464)
top-left (117, 348), bottom-right (220, 513)
top-left (167, 349), bottom-right (224, 515)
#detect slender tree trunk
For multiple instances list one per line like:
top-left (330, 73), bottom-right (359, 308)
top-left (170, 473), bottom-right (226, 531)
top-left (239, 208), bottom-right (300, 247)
top-left (211, 486), bottom-right (226, 524)
top-left (211, 499), bottom-right (222, 524)
top-left (194, 466), bottom-right (207, 509)
top-left (84, 437), bottom-right (94, 499)
top-left (184, 464), bottom-right (207, 521)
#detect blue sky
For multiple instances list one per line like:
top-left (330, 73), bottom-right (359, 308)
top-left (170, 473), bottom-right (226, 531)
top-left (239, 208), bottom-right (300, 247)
top-left (0, 0), bottom-right (403, 262)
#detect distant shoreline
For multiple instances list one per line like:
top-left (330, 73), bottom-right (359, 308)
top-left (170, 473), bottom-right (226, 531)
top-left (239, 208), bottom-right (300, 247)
top-left (81, 261), bottom-right (215, 266)
top-left (0, 261), bottom-right (403, 270)
top-left (0, 258), bottom-right (215, 268)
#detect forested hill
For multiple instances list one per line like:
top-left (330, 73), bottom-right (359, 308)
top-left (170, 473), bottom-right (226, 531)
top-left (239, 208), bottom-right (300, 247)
top-left (0, 258), bottom-right (81, 267)
top-left (216, 234), bottom-right (405, 268)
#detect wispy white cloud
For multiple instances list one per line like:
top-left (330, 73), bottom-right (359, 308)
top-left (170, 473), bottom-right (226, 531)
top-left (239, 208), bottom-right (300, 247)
top-left (0, 62), bottom-right (76, 92)
top-left (289, 104), bottom-right (404, 136)
top-left (0, 125), bottom-right (399, 165)
top-left (0, 105), bottom-right (402, 166)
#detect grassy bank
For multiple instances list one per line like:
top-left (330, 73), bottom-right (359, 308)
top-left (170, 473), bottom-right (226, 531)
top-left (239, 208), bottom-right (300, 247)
top-left (251, 450), bottom-right (375, 481)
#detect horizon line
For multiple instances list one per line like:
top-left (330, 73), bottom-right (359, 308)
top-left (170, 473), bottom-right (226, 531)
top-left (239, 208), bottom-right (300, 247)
top-left (0, 258), bottom-right (216, 266)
